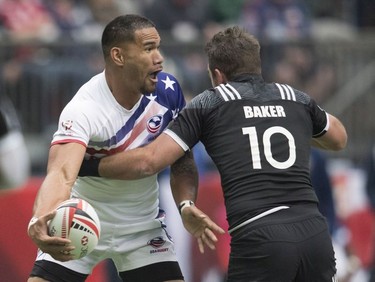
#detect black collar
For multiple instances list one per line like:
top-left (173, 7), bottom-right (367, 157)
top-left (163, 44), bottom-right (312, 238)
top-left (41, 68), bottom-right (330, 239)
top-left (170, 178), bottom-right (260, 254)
top-left (230, 73), bottom-right (263, 83)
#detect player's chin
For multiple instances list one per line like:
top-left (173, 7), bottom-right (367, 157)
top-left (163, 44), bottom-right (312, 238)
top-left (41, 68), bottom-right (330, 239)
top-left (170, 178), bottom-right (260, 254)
top-left (144, 78), bottom-right (157, 93)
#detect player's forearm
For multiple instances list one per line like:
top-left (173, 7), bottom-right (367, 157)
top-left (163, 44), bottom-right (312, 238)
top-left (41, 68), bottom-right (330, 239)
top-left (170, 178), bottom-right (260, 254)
top-left (98, 134), bottom-right (186, 180)
top-left (98, 148), bottom-right (159, 179)
top-left (170, 151), bottom-right (199, 206)
top-left (33, 172), bottom-right (73, 217)
top-left (33, 143), bottom-right (84, 217)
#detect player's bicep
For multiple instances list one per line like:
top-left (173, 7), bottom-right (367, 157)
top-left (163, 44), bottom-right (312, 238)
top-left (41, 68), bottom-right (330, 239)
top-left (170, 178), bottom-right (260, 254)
top-left (147, 133), bottom-right (186, 173)
top-left (313, 114), bottom-right (347, 151)
top-left (47, 142), bottom-right (87, 183)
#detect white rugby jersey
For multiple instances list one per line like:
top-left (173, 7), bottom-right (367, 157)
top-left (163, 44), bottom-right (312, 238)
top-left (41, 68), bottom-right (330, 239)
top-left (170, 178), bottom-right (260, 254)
top-left (52, 71), bottom-right (185, 225)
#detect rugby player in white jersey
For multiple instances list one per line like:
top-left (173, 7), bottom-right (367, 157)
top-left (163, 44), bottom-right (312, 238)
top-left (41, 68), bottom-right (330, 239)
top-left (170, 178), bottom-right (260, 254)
top-left (27, 14), bottom-right (222, 282)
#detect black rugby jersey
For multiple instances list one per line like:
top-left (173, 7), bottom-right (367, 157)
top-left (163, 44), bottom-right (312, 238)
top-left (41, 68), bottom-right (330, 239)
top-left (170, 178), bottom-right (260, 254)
top-left (166, 74), bottom-right (329, 230)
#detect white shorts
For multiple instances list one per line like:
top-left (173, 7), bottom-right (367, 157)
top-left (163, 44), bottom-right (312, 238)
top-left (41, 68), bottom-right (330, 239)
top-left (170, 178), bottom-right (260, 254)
top-left (35, 215), bottom-right (179, 274)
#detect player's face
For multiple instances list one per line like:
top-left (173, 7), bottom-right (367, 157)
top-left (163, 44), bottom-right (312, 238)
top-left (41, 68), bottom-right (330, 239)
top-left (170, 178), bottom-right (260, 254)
top-left (123, 27), bottom-right (164, 94)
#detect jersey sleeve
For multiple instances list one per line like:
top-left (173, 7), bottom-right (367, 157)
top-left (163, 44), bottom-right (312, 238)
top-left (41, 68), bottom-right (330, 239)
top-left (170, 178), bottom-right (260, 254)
top-left (165, 90), bottom-right (213, 151)
top-left (292, 87), bottom-right (329, 138)
top-left (308, 98), bottom-right (329, 138)
top-left (155, 72), bottom-right (186, 118)
top-left (52, 101), bottom-right (94, 147)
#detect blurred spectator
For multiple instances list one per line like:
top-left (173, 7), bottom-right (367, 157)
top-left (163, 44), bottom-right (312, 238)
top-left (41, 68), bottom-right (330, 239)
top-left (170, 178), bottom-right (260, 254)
top-left (208, 0), bottom-right (245, 26)
top-left (143, 0), bottom-right (212, 42)
top-left (305, 0), bottom-right (344, 20)
top-left (0, 0), bottom-right (104, 134)
top-left (87, 0), bottom-right (121, 25)
top-left (238, 0), bottom-right (311, 43)
top-left (87, 0), bottom-right (145, 25)
top-left (43, 0), bottom-right (103, 43)
top-left (0, 94), bottom-right (30, 189)
top-left (0, 0), bottom-right (59, 43)
top-left (142, 0), bottom-right (214, 96)
top-left (269, 44), bottom-right (336, 104)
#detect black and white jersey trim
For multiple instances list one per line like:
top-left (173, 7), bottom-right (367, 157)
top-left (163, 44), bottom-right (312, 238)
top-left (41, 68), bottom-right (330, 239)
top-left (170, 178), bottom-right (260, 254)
top-left (275, 83), bottom-right (296, 101)
top-left (164, 129), bottom-right (190, 152)
top-left (216, 83), bottom-right (242, 101)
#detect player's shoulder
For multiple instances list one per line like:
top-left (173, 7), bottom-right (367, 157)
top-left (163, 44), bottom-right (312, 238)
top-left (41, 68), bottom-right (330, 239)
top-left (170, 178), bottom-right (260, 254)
top-left (188, 88), bottom-right (222, 109)
top-left (270, 82), bottom-right (311, 105)
top-left (62, 79), bottom-right (103, 119)
top-left (154, 71), bottom-right (183, 96)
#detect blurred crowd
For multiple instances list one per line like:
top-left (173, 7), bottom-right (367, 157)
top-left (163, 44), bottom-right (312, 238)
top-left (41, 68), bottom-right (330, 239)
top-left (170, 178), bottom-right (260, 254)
top-left (0, 0), bottom-right (374, 104)
top-left (0, 1), bottom-right (374, 282)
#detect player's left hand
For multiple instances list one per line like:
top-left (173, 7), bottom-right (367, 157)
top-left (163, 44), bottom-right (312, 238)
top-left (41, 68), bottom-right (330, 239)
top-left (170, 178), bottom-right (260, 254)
top-left (181, 205), bottom-right (225, 253)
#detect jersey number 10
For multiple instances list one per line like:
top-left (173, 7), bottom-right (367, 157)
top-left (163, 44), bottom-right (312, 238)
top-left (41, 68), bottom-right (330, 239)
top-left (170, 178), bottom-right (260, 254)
top-left (242, 126), bottom-right (296, 170)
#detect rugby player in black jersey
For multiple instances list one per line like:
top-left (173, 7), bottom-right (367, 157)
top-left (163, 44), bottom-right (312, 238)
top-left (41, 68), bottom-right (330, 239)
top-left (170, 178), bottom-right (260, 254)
top-left (80, 26), bottom-right (347, 281)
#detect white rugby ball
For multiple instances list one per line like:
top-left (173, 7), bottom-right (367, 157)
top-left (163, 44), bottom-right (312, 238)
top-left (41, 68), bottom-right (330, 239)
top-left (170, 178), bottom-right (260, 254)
top-left (48, 198), bottom-right (101, 260)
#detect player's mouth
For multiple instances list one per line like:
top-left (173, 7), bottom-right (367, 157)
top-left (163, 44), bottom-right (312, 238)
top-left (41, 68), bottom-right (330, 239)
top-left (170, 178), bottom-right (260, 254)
top-left (149, 69), bottom-right (162, 83)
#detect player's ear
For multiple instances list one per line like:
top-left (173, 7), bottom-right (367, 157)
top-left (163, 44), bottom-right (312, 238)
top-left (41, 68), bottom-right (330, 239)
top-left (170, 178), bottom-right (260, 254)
top-left (214, 68), bottom-right (227, 84)
top-left (111, 47), bottom-right (125, 66)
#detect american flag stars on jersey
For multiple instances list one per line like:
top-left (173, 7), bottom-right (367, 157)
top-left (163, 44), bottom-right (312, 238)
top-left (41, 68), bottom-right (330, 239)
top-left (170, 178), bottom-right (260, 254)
top-left (161, 75), bottom-right (176, 90)
top-left (86, 73), bottom-right (185, 157)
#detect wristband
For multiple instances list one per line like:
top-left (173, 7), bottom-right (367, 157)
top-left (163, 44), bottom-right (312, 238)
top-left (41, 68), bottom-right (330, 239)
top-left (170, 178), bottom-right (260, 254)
top-left (178, 200), bottom-right (194, 214)
top-left (78, 158), bottom-right (100, 177)
top-left (27, 216), bottom-right (38, 232)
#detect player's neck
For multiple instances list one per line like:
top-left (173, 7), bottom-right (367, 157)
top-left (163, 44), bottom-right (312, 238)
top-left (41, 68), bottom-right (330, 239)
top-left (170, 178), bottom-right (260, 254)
top-left (105, 69), bottom-right (142, 110)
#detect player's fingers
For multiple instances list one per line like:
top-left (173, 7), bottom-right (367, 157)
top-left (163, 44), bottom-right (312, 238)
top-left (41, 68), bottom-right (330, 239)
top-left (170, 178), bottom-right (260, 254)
top-left (40, 241), bottom-right (74, 253)
top-left (48, 236), bottom-right (72, 245)
top-left (39, 210), bottom-right (57, 223)
top-left (199, 215), bottom-right (226, 235)
top-left (209, 223), bottom-right (226, 234)
top-left (201, 228), bottom-right (216, 250)
top-left (37, 234), bottom-right (71, 246)
top-left (204, 227), bottom-right (218, 243)
top-left (197, 237), bottom-right (205, 254)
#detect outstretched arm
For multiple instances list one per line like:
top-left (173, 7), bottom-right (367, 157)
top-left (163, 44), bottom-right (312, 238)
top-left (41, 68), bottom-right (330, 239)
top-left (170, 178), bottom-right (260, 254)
top-left (169, 152), bottom-right (225, 253)
top-left (28, 142), bottom-right (86, 261)
top-left (92, 133), bottom-right (226, 251)
top-left (99, 133), bottom-right (186, 179)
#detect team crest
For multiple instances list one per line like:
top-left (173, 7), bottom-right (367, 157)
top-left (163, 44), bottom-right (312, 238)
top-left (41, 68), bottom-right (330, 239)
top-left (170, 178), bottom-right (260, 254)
top-left (62, 120), bottom-right (73, 131)
top-left (147, 236), bottom-right (166, 248)
top-left (148, 236), bottom-right (169, 254)
top-left (147, 115), bottom-right (163, 134)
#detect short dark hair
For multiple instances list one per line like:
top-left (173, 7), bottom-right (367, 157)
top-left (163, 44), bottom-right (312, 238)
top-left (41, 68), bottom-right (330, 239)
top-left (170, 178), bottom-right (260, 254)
top-left (205, 26), bottom-right (262, 80)
top-left (101, 14), bottom-right (156, 58)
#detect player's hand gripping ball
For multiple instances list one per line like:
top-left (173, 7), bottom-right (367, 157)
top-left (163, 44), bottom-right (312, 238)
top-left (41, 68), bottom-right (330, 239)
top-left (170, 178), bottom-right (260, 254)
top-left (48, 198), bottom-right (101, 259)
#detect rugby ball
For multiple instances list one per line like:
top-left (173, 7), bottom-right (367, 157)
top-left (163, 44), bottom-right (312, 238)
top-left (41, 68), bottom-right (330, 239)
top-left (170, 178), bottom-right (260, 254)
top-left (48, 198), bottom-right (101, 259)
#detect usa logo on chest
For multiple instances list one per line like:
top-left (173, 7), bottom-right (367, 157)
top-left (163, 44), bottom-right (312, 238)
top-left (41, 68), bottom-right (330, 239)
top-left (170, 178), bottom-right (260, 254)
top-left (147, 114), bottom-right (163, 134)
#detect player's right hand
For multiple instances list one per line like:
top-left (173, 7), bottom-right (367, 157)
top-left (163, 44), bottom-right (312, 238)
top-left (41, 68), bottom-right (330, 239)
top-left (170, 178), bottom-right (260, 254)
top-left (181, 205), bottom-right (225, 254)
top-left (27, 211), bottom-right (74, 261)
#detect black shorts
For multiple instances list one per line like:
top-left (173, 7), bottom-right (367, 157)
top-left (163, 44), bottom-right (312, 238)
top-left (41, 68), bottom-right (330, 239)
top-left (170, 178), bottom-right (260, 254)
top-left (227, 204), bottom-right (337, 282)
top-left (29, 260), bottom-right (183, 282)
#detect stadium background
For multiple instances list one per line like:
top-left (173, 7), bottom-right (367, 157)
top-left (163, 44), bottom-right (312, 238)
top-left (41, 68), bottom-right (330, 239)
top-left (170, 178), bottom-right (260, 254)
top-left (0, 0), bottom-right (374, 281)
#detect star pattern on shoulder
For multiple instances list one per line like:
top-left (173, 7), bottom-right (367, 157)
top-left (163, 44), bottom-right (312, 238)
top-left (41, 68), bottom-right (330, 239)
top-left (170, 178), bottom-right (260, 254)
top-left (161, 76), bottom-right (176, 91)
top-left (146, 93), bottom-right (157, 101)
